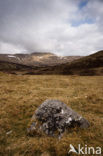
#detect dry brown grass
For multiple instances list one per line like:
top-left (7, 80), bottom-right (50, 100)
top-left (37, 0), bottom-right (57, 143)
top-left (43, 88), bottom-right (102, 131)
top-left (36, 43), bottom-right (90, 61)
top-left (0, 72), bottom-right (103, 156)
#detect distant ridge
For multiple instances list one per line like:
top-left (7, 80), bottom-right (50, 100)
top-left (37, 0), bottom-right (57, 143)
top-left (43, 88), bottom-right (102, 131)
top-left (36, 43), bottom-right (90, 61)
top-left (0, 52), bottom-right (82, 67)
top-left (0, 50), bottom-right (103, 75)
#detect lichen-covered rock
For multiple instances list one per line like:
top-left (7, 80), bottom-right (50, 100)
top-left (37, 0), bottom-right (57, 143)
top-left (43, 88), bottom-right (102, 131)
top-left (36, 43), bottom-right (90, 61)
top-left (27, 100), bottom-right (90, 137)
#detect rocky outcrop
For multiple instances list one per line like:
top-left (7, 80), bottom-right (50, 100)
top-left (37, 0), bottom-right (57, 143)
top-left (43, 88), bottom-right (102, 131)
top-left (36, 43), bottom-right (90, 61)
top-left (27, 100), bottom-right (90, 138)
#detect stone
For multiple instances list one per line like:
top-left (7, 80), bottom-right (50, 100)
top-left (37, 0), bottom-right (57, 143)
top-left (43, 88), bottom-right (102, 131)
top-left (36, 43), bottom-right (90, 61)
top-left (27, 99), bottom-right (90, 137)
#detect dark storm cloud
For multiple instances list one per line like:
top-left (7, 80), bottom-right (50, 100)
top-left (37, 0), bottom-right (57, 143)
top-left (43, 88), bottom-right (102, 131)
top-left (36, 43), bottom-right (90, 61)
top-left (0, 0), bottom-right (103, 55)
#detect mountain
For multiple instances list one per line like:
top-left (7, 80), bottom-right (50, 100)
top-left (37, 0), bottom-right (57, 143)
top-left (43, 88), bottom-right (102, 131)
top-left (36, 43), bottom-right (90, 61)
top-left (0, 51), bottom-right (103, 75)
top-left (48, 50), bottom-right (103, 75)
top-left (0, 52), bottom-right (82, 67)
top-left (0, 60), bottom-right (33, 74)
top-left (25, 50), bottom-right (103, 75)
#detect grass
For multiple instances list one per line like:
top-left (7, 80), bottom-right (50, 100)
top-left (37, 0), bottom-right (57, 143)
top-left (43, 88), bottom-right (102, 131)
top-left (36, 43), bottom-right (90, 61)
top-left (0, 72), bottom-right (103, 156)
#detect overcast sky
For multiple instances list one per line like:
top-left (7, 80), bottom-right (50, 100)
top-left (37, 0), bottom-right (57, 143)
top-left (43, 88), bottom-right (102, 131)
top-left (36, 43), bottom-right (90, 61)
top-left (0, 0), bottom-right (103, 56)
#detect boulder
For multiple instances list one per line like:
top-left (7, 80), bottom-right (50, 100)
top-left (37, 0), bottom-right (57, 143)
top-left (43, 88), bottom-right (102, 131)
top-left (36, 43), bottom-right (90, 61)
top-left (27, 100), bottom-right (90, 137)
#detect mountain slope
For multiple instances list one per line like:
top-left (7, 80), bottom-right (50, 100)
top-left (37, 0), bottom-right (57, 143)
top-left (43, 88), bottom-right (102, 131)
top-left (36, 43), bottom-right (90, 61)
top-left (0, 61), bottom-right (34, 74)
top-left (0, 51), bottom-right (103, 75)
top-left (50, 50), bottom-right (103, 75)
top-left (0, 52), bottom-right (82, 66)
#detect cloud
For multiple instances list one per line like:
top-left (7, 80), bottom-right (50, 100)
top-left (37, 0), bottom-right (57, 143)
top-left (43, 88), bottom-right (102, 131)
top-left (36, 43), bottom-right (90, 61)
top-left (0, 0), bottom-right (103, 55)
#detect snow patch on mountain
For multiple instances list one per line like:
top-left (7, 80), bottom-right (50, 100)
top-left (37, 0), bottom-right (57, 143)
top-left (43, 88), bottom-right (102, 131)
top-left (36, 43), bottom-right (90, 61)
top-left (8, 55), bottom-right (16, 58)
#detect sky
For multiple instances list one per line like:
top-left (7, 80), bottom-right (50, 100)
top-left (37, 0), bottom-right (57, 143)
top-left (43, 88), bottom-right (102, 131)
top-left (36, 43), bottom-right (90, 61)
top-left (0, 0), bottom-right (103, 56)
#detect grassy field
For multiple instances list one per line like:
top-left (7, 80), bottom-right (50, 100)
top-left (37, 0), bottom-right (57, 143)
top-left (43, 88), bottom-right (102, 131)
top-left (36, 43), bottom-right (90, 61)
top-left (0, 72), bottom-right (103, 156)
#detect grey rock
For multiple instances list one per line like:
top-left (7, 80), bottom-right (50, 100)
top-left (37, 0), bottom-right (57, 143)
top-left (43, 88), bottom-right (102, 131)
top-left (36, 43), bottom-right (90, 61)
top-left (27, 99), bottom-right (90, 137)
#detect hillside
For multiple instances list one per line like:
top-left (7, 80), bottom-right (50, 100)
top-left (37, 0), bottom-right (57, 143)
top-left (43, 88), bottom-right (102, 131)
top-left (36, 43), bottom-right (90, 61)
top-left (0, 61), bottom-right (33, 74)
top-left (0, 50), bottom-right (103, 75)
top-left (0, 52), bottom-right (82, 67)
top-left (24, 50), bottom-right (103, 76)
top-left (58, 50), bottom-right (103, 75)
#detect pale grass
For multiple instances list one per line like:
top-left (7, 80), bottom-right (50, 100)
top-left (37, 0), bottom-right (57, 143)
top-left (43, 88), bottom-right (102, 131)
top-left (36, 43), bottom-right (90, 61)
top-left (0, 72), bottom-right (103, 156)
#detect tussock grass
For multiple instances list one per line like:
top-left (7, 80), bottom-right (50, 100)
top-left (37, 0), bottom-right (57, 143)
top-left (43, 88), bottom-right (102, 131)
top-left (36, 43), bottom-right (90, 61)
top-left (0, 72), bottom-right (103, 156)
